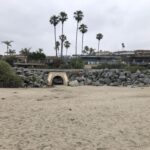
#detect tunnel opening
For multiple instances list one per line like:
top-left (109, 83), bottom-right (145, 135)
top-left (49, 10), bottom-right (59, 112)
top-left (52, 76), bottom-right (64, 85)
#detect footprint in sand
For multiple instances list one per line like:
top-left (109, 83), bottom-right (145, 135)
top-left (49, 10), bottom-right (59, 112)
top-left (36, 98), bottom-right (43, 101)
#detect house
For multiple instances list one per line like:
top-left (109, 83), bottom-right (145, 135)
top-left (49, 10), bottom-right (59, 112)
top-left (79, 55), bottom-right (121, 65)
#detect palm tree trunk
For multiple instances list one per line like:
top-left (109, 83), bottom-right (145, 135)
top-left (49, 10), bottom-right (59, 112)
top-left (66, 48), bottom-right (68, 57)
top-left (81, 33), bottom-right (84, 54)
top-left (75, 22), bottom-right (79, 57)
top-left (7, 45), bottom-right (9, 55)
top-left (54, 26), bottom-right (57, 57)
top-left (61, 23), bottom-right (64, 58)
top-left (98, 40), bottom-right (100, 55)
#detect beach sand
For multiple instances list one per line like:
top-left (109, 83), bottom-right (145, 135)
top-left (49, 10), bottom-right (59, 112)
top-left (0, 86), bottom-right (150, 150)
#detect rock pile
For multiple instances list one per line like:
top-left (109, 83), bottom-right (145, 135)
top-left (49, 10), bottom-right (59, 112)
top-left (68, 69), bottom-right (150, 87)
top-left (14, 68), bottom-right (150, 87)
top-left (14, 68), bottom-right (49, 88)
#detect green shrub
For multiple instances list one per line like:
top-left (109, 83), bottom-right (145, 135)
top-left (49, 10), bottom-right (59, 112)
top-left (92, 63), bottom-right (148, 73)
top-left (69, 58), bottom-right (84, 69)
top-left (125, 65), bottom-right (146, 73)
top-left (3, 56), bottom-right (17, 66)
top-left (0, 60), bottom-right (22, 87)
top-left (48, 58), bottom-right (84, 69)
top-left (92, 63), bottom-right (127, 69)
top-left (48, 58), bottom-right (64, 69)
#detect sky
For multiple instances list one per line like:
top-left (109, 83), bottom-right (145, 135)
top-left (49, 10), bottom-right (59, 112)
top-left (0, 0), bottom-right (150, 56)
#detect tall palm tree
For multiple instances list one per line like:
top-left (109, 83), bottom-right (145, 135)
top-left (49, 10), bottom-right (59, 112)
top-left (79, 24), bottom-right (88, 53)
top-left (49, 15), bottom-right (60, 57)
top-left (19, 48), bottom-right (31, 63)
top-left (59, 35), bottom-right (66, 57)
top-left (64, 41), bottom-right (71, 56)
top-left (1, 41), bottom-right (13, 55)
top-left (59, 12), bottom-right (68, 58)
top-left (96, 33), bottom-right (103, 54)
top-left (74, 10), bottom-right (84, 56)
top-left (55, 41), bottom-right (60, 56)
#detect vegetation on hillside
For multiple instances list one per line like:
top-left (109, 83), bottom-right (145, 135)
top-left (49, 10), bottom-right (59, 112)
top-left (0, 60), bottom-right (22, 87)
top-left (92, 63), bottom-right (148, 73)
top-left (48, 58), bottom-right (84, 69)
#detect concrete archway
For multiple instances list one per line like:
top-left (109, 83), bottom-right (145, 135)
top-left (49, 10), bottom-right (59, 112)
top-left (48, 72), bottom-right (69, 86)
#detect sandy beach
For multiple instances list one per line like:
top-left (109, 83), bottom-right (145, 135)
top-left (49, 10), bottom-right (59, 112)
top-left (0, 86), bottom-right (150, 150)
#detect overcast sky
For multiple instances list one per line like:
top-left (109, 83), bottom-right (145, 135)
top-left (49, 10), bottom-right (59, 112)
top-left (0, 0), bottom-right (150, 55)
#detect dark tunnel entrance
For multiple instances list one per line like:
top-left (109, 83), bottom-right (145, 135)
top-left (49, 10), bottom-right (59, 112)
top-left (52, 76), bottom-right (64, 85)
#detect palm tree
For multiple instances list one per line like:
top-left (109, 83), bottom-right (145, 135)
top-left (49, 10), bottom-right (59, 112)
top-left (38, 48), bottom-right (43, 53)
top-left (55, 41), bottom-right (60, 56)
top-left (96, 33), bottom-right (103, 54)
top-left (59, 12), bottom-right (68, 58)
top-left (64, 41), bottom-right (71, 56)
top-left (8, 49), bottom-right (16, 55)
top-left (1, 41), bottom-right (13, 55)
top-left (59, 35), bottom-right (67, 57)
top-left (82, 46), bottom-right (89, 55)
top-left (19, 48), bottom-right (31, 63)
top-left (49, 15), bottom-right (60, 57)
top-left (122, 43), bottom-right (125, 50)
top-left (89, 47), bottom-right (95, 55)
top-left (79, 24), bottom-right (88, 53)
top-left (74, 10), bottom-right (84, 56)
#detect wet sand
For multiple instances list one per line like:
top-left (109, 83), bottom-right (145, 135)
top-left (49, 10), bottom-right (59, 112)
top-left (0, 86), bottom-right (150, 150)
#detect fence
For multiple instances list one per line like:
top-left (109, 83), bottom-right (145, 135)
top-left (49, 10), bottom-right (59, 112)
top-left (0, 81), bottom-right (21, 88)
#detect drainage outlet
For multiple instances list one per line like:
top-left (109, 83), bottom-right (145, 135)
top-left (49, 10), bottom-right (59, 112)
top-left (48, 72), bottom-right (69, 86)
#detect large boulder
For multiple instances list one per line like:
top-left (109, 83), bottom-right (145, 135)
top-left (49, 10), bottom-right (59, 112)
top-left (119, 75), bottom-right (126, 81)
top-left (69, 80), bottom-right (79, 87)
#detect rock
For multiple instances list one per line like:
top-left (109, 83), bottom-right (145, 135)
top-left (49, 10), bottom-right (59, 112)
top-left (13, 68), bottom-right (150, 88)
top-left (86, 79), bottom-right (92, 85)
top-left (104, 78), bottom-right (111, 85)
top-left (110, 82), bottom-right (120, 86)
top-left (79, 81), bottom-right (85, 86)
top-left (139, 74), bottom-right (145, 78)
top-left (143, 78), bottom-right (150, 84)
top-left (92, 81), bottom-right (100, 86)
top-left (119, 75), bottom-right (126, 81)
top-left (136, 69), bottom-right (141, 74)
top-left (76, 76), bottom-right (85, 82)
top-left (69, 80), bottom-right (79, 87)
top-left (33, 82), bottom-right (40, 88)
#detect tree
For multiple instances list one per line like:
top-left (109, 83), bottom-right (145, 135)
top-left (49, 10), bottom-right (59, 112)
top-left (8, 49), bottom-right (16, 55)
top-left (0, 60), bottom-right (22, 87)
top-left (59, 12), bottom-right (68, 58)
top-left (38, 48), bottom-right (43, 53)
top-left (82, 46), bottom-right (95, 55)
top-left (89, 47), bottom-right (95, 55)
top-left (59, 34), bottom-right (67, 56)
top-left (79, 24), bottom-right (88, 53)
top-left (64, 41), bottom-right (71, 56)
top-left (74, 10), bottom-right (84, 56)
top-left (82, 46), bottom-right (89, 55)
top-left (19, 48), bottom-right (31, 63)
top-left (122, 43), bottom-right (125, 49)
top-left (28, 50), bottom-right (46, 61)
top-left (96, 33), bottom-right (103, 54)
top-left (49, 15), bottom-right (60, 57)
top-left (1, 41), bottom-right (13, 55)
top-left (55, 41), bottom-right (60, 56)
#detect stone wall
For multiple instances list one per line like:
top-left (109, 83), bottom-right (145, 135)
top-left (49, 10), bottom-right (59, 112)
top-left (14, 68), bottom-right (150, 87)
